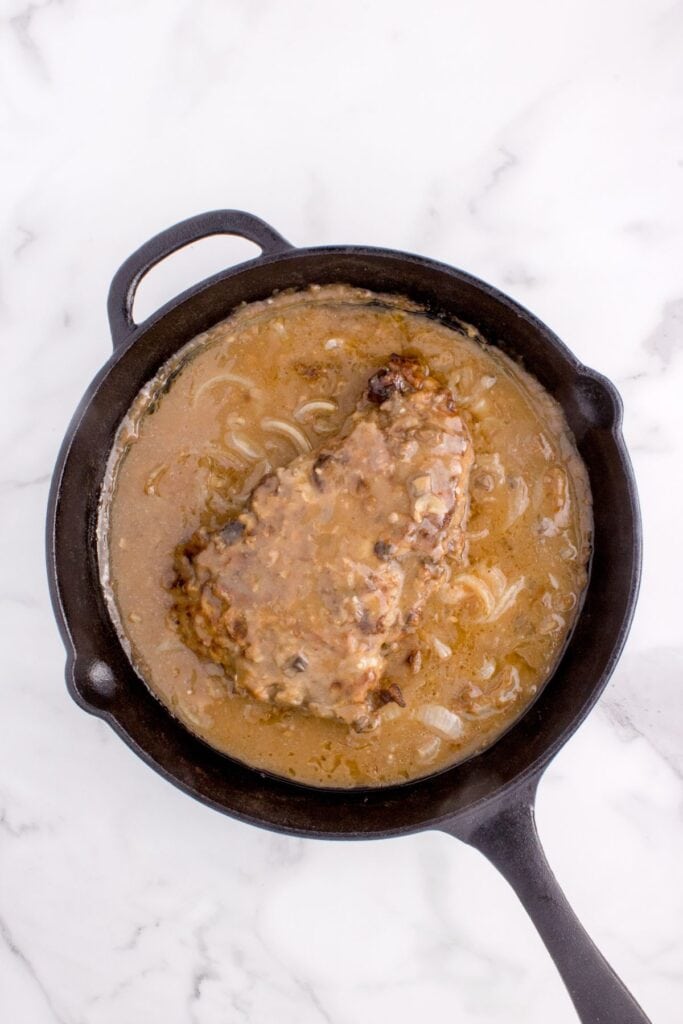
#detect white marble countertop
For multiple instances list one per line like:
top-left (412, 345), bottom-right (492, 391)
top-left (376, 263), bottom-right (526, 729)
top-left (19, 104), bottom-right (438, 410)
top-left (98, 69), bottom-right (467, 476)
top-left (1, 0), bottom-right (681, 1021)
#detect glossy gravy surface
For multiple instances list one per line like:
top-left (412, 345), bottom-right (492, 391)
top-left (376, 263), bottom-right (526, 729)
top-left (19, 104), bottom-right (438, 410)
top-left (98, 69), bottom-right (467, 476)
top-left (102, 285), bottom-right (591, 787)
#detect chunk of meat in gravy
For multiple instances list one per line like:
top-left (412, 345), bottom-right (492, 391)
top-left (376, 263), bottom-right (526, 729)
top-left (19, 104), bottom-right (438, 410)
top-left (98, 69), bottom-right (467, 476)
top-left (172, 355), bottom-right (474, 729)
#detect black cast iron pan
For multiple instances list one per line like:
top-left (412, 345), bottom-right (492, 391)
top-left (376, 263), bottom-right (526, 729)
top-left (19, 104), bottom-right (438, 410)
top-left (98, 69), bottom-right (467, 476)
top-left (47, 210), bottom-right (648, 1023)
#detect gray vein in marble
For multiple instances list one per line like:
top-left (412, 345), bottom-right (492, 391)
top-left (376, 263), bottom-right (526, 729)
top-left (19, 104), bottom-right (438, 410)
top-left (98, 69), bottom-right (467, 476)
top-left (643, 297), bottom-right (683, 368)
top-left (86, 963), bottom-right (162, 1011)
top-left (116, 917), bottom-right (162, 953)
top-left (0, 472), bottom-right (50, 492)
top-left (616, 372), bottom-right (648, 383)
top-left (468, 146), bottom-right (518, 218)
top-left (0, 913), bottom-right (69, 1024)
top-left (0, 807), bottom-right (42, 838)
top-left (407, 180), bottom-right (449, 252)
top-left (253, 915), bottom-right (337, 1023)
top-left (602, 648), bottom-right (683, 780)
top-left (602, 710), bottom-right (683, 783)
top-left (13, 225), bottom-right (37, 258)
top-left (185, 913), bottom-right (316, 1024)
top-left (264, 833), bottom-right (306, 869)
top-left (288, 972), bottom-right (334, 1024)
top-left (501, 265), bottom-right (539, 288)
top-left (0, 594), bottom-right (42, 610)
top-left (419, 855), bottom-right (522, 979)
top-left (223, 942), bottom-right (259, 1022)
top-left (8, 0), bottom-right (56, 81)
top-left (187, 912), bottom-right (220, 1024)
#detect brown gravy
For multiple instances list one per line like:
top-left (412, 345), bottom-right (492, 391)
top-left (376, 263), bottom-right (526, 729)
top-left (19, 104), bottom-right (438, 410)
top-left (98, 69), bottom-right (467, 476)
top-left (100, 285), bottom-right (592, 787)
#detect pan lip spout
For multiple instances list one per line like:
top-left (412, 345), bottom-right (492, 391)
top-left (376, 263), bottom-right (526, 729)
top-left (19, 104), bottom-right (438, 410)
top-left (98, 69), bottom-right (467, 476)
top-left (46, 213), bottom-right (642, 839)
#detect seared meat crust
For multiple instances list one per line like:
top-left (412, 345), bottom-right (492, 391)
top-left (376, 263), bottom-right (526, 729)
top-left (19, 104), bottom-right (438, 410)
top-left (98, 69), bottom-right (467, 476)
top-left (173, 355), bottom-right (473, 729)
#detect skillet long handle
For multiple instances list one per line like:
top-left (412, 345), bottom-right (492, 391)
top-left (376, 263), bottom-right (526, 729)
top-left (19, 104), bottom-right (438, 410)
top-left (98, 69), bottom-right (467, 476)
top-left (444, 779), bottom-right (651, 1024)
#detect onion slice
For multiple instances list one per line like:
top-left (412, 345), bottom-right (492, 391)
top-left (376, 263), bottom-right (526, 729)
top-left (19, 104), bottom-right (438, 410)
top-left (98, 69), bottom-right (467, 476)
top-left (261, 418), bottom-right (312, 454)
top-left (192, 372), bottom-right (260, 405)
top-left (431, 637), bottom-right (452, 659)
top-left (227, 431), bottom-right (265, 461)
top-left (415, 704), bottom-right (464, 742)
top-left (294, 399), bottom-right (338, 421)
top-left (503, 476), bottom-right (530, 530)
top-left (443, 573), bottom-right (496, 617)
top-left (416, 736), bottom-right (442, 764)
top-left (487, 577), bottom-right (526, 623)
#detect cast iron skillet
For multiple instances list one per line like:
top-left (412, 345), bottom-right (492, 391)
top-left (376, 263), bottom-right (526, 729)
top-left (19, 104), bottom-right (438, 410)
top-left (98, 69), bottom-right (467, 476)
top-left (47, 210), bottom-right (649, 1024)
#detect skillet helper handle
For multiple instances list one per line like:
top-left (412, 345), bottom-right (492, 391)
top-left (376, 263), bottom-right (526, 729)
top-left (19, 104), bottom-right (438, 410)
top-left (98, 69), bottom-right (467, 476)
top-left (107, 210), bottom-right (293, 350)
top-left (448, 779), bottom-right (651, 1024)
